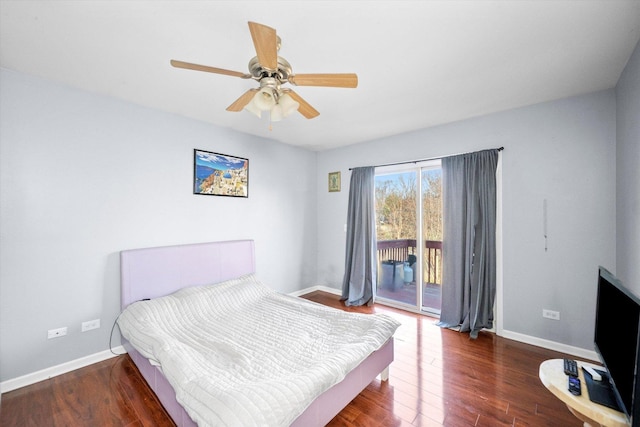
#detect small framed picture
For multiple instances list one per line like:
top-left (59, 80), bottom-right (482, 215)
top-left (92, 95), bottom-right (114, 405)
top-left (328, 171), bottom-right (341, 192)
top-left (194, 149), bottom-right (249, 197)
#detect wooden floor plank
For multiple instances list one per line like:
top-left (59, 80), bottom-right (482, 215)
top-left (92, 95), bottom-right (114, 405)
top-left (1, 291), bottom-right (584, 426)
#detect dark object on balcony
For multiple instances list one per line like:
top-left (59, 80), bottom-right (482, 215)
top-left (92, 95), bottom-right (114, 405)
top-left (406, 254), bottom-right (417, 284)
top-left (380, 261), bottom-right (404, 291)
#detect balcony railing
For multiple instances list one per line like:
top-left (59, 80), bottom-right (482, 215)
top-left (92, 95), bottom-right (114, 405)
top-left (377, 239), bottom-right (442, 284)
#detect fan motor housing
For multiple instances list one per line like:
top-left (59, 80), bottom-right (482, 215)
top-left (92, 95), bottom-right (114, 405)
top-left (248, 56), bottom-right (292, 83)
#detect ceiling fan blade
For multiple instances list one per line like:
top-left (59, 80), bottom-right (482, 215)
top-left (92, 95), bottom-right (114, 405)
top-left (286, 90), bottom-right (320, 119)
top-left (170, 60), bottom-right (251, 79)
top-left (248, 22), bottom-right (278, 71)
top-left (288, 73), bottom-right (358, 88)
top-left (226, 89), bottom-right (259, 112)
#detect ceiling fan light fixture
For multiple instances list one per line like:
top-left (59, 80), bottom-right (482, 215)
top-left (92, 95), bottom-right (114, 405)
top-left (252, 87), bottom-right (277, 111)
top-left (268, 92), bottom-right (300, 122)
top-left (278, 93), bottom-right (299, 117)
top-left (243, 100), bottom-right (262, 118)
top-left (271, 94), bottom-right (299, 122)
top-left (270, 104), bottom-right (284, 122)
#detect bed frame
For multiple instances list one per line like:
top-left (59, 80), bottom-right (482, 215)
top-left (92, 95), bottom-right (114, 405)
top-left (120, 239), bottom-right (394, 427)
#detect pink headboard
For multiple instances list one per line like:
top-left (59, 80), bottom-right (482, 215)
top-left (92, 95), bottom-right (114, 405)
top-left (120, 240), bottom-right (256, 308)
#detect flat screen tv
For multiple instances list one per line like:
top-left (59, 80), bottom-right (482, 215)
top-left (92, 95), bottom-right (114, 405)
top-left (594, 266), bottom-right (640, 425)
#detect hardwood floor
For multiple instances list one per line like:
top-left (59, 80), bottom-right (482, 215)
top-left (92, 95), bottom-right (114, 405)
top-left (1, 291), bottom-right (584, 426)
top-left (0, 351), bottom-right (174, 427)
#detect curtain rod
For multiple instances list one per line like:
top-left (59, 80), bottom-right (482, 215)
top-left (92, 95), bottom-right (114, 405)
top-left (349, 147), bottom-right (504, 171)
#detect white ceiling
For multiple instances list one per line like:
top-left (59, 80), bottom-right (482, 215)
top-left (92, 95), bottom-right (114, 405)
top-left (1, 1), bottom-right (639, 151)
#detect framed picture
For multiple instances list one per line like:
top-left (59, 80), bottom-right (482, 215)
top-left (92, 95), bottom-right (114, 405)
top-left (328, 171), bottom-right (341, 192)
top-left (194, 149), bottom-right (249, 197)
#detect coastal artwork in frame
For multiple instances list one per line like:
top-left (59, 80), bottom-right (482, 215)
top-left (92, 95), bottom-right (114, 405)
top-left (194, 149), bottom-right (249, 197)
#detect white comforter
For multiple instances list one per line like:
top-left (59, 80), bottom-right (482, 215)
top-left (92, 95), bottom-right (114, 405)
top-left (117, 274), bottom-right (400, 427)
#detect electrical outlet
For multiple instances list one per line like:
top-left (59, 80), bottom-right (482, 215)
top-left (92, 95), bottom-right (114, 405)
top-left (542, 309), bottom-right (560, 320)
top-left (81, 319), bottom-right (101, 332)
top-left (47, 327), bottom-right (67, 339)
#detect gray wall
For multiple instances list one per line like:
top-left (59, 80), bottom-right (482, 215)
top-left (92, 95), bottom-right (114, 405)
top-left (317, 90), bottom-right (616, 351)
top-left (616, 39), bottom-right (640, 293)
top-left (3, 36), bottom-right (637, 383)
top-left (0, 69), bottom-right (318, 381)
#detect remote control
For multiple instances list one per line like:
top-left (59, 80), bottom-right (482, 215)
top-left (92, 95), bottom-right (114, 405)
top-left (564, 358), bottom-right (579, 377)
top-left (568, 376), bottom-right (581, 395)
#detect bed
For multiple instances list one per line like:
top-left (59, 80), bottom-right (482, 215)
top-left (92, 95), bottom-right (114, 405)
top-left (119, 239), bottom-right (398, 426)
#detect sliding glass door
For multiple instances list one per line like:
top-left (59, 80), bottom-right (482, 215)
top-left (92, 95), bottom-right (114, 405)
top-left (420, 166), bottom-right (443, 314)
top-left (374, 161), bottom-right (442, 315)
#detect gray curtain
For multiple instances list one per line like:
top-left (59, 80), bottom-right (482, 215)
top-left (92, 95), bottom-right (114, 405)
top-left (437, 149), bottom-right (499, 338)
top-left (341, 167), bottom-right (377, 306)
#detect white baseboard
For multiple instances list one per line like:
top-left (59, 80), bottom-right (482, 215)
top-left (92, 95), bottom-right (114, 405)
top-left (499, 329), bottom-right (598, 361)
top-left (289, 284), bottom-right (341, 297)
top-left (0, 346), bottom-right (126, 394)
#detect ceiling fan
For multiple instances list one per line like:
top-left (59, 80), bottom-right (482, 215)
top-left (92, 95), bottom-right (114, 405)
top-left (170, 21), bottom-right (358, 121)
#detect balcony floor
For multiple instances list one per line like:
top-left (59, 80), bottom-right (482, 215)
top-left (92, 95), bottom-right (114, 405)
top-left (376, 281), bottom-right (441, 312)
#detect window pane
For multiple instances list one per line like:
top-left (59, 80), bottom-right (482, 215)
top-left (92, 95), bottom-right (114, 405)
top-left (422, 168), bottom-right (442, 312)
top-left (375, 171), bottom-right (417, 306)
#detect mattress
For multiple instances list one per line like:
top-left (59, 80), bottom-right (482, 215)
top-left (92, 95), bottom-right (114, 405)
top-left (117, 274), bottom-right (400, 426)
